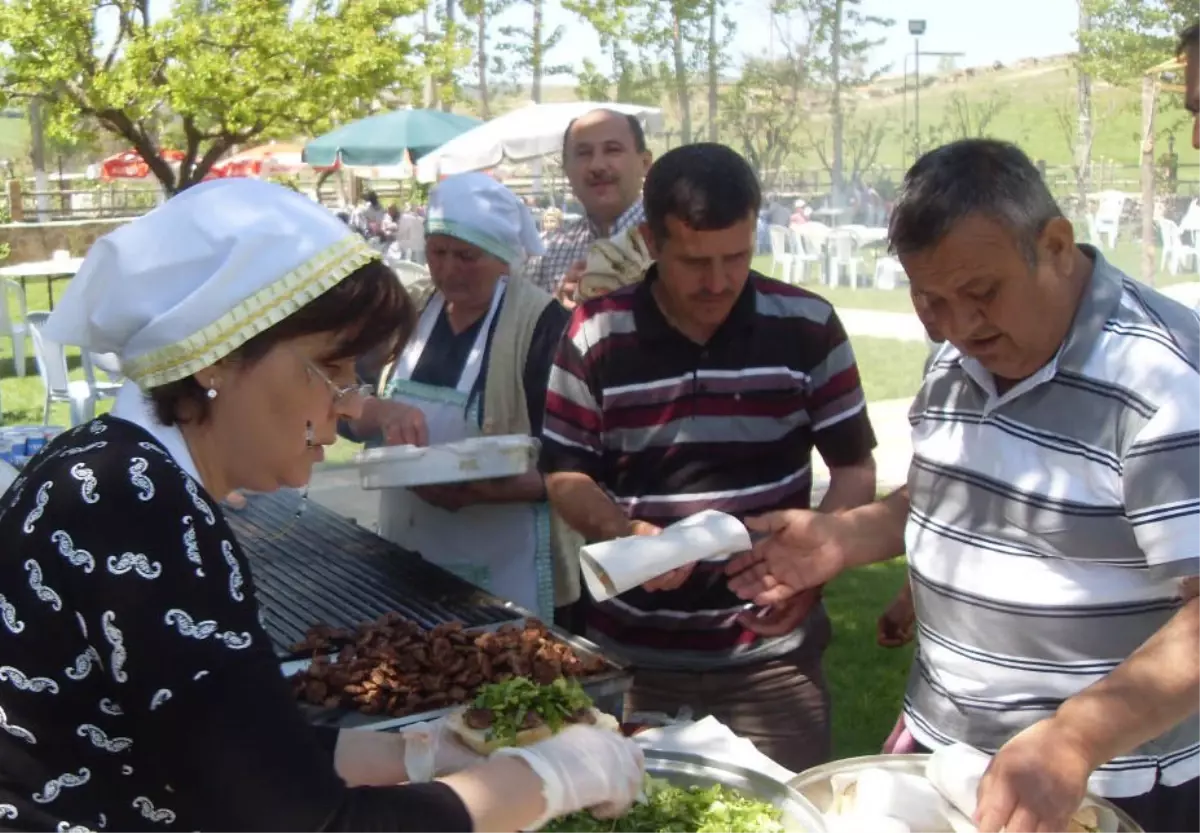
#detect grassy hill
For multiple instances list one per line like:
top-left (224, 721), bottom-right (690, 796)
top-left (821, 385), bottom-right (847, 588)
top-left (496, 55), bottom-right (1191, 177)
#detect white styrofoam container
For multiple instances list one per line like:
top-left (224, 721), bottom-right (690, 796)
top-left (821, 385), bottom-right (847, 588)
top-left (355, 434), bottom-right (537, 489)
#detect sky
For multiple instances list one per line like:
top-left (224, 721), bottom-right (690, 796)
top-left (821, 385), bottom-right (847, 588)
top-left (133, 0), bottom-right (1083, 83)
top-left (505, 0), bottom-right (1082, 83)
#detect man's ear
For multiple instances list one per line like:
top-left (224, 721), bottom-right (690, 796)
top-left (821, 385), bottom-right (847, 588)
top-left (640, 151), bottom-right (653, 174)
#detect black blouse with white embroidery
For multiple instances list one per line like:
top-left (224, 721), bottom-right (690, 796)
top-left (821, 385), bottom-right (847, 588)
top-left (0, 416), bottom-right (473, 832)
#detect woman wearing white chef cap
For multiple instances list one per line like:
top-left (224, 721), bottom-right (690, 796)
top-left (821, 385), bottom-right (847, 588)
top-left (344, 172), bottom-right (582, 626)
top-left (0, 178), bottom-right (643, 832)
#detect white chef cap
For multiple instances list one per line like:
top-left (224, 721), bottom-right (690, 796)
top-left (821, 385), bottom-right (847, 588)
top-left (42, 178), bottom-right (378, 389)
top-left (425, 173), bottom-right (544, 269)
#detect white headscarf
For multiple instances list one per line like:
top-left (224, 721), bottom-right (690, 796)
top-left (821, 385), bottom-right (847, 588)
top-left (43, 179), bottom-right (377, 390)
top-left (424, 173), bottom-right (544, 270)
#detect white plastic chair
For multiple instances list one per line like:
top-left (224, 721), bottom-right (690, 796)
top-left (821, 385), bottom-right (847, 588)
top-left (1157, 217), bottom-right (1200, 275)
top-left (768, 225), bottom-right (795, 282)
top-left (26, 311), bottom-right (122, 426)
top-left (1092, 191), bottom-right (1126, 250)
top-left (786, 228), bottom-right (822, 284)
top-left (873, 256), bottom-right (907, 290)
top-left (830, 230), bottom-right (866, 289)
top-left (396, 214), bottom-right (426, 264)
top-left (0, 278), bottom-right (28, 377)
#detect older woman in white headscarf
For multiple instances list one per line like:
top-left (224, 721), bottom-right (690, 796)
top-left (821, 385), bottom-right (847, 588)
top-left (0, 179), bottom-right (642, 832)
top-left (347, 173), bottom-right (579, 623)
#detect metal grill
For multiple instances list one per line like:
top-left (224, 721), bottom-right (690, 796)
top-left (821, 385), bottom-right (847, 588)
top-left (227, 489), bottom-right (524, 657)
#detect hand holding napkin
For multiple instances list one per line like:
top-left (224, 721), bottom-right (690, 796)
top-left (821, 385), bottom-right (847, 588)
top-left (580, 510), bottom-right (752, 602)
top-left (925, 744), bottom-right (1119, 833)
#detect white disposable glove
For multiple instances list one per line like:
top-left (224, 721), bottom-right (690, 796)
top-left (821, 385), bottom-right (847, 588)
top-left (401, 717), bottom-right (486, 783)
top-left (492, 724), bottom-right (646, 831)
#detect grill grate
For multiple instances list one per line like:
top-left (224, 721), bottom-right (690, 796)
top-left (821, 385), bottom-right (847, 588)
top-left (227, 490), bottom-right (523, 657)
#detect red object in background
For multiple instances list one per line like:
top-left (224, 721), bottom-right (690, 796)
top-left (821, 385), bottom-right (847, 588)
top-left (98, 148), bottom-right (185, 180)
top-left (209, 143), bottom-right (312, 179)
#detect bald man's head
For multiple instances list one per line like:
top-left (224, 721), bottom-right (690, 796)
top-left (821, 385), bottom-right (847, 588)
top-left (561, 110), bottom-right (653, 231)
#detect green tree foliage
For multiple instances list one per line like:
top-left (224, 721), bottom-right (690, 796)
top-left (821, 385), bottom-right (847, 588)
top-left (795, 0), bottom-right (891, 199)
top-left (1079, 0), bottom-right (1195, 84)
top-left (0, 0), bottom-right (429, 193)
top-left (721, 58), bottom-right (807, 189)
top-left (497, 0), bottom-right (572, 102)
top-left (460, 0), bottom-right (514, 117)
top-left (566, 0), bottom-right (666, 106)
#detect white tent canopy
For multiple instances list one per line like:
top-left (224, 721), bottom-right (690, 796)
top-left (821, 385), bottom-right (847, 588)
top-left (415, 101), bottom-right (664, 184)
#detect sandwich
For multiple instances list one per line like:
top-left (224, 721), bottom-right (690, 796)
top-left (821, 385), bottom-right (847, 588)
top-left (578, 226), bottom-right (653, 302)
top-left (1075, 811), bottom-right (1099, 833)
top-left (446, 676), bottom-right (620, 754)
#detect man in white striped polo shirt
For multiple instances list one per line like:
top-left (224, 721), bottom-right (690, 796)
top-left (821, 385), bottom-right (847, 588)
top-left (728, 139), bottom-right (1198, 833)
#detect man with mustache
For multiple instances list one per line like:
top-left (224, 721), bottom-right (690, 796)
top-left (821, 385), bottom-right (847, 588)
top-left (727, 138), bottom-right (1199, 833)
top-left (539, 143), bottom-right (878, 772)
top-left (526, 109), bottom-right (652, 307)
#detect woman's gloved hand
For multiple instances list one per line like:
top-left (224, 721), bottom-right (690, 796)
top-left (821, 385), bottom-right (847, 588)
top-left (401, 717), bottom-right (486, 783)
top-left (492, 724), bottom-right (646, 830)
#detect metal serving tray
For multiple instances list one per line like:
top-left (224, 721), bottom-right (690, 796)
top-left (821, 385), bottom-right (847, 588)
top-left (788, 754), bottom-right (1141, 833)
top-left (282, 617), bottom-right (632, 731)
top-left (640, 749), bottom-right (827, 832)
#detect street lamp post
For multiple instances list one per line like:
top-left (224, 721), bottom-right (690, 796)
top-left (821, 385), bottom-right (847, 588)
top-left (908, 20), bottom-right (926, 157)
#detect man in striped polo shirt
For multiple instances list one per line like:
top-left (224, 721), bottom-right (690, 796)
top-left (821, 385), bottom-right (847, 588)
top-left (539, 143), bottom-right (878, 772)
top-left (729, 139), bottom-right (1198, 832)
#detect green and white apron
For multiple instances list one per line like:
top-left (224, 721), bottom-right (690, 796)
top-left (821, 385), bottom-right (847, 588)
top-left (378, 277), bottom-right (554, 618)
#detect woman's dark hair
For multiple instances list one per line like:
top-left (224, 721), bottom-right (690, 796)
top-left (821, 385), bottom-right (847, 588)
top-left (642, 143), bottom-right (761, 243)
top-left (149, 259), bottom-right (415, 426)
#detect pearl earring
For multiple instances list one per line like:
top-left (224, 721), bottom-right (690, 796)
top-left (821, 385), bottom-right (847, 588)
top-left (206, 388), bottom-right (218, 400)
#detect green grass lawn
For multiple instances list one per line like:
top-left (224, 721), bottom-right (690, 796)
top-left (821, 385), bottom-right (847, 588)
top-left (824, 556), bottom-right (913, 757)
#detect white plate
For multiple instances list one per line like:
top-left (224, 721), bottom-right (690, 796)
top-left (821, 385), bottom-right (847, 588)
top-left (355, 435), bottom-right (536, 489)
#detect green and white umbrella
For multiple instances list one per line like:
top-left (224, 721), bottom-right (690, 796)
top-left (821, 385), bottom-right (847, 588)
top-left (303, 109), bottom-right (482, 171)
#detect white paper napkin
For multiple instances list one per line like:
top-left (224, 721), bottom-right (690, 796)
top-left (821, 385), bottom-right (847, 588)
top-left (580, 510), bottom-right (751, 602)
top-left (925, 743), bottom-right (1120, 833)
top-left (633, 715), bottom-right (797, 784)
top-left (829, 768), bottom-right (955, 832)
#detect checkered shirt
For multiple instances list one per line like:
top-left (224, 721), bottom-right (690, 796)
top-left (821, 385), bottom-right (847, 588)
top-left (526, 200), bottom-right (645, 293)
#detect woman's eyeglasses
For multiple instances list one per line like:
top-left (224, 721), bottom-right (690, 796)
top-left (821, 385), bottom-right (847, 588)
top-left (302, 358), bottom-right (374, 403)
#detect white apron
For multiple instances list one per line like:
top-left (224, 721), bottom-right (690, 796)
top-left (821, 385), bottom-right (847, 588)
top-left (377, 279), bottom-right (552, 616)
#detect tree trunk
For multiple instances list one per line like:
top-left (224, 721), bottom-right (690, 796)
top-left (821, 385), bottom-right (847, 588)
top-left (830, 0), bottom-right (845, 207)
top-left (1075, 1), bottom-right (1093, 213)
top-left (531, 0), bottom-right (544, 103)
top-left (477, 5), bottom-right (490, 117)
top-left (442, 0), bottom-right (457, 112)
top-left (28, 98), bottom-right (49, 221)
top-left (672, 2), bottom-right (692, 144)
top-left (1139, 75), bottom-right (1157, 286)
top-left (422, 4), bottom-right (437, 108)
top-left (707, 0), bottom-right (719, 141)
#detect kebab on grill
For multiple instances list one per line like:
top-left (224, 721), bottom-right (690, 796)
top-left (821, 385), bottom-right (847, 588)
top-left (289, 614), bottom-right (607, 718)
top-left (447, 677), bottom-right (620, 754)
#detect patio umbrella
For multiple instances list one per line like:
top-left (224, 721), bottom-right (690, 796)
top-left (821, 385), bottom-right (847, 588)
top-left (210, 142), bottom-right (309, 178)
top-left (415, 102), bottom-right (663, 184)
top-left (302, 109), bottom-right (482, 169)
